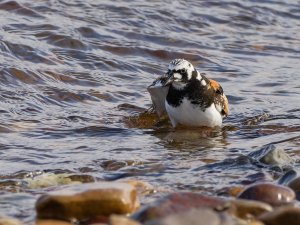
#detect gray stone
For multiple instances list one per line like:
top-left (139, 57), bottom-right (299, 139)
top-left (248, 145), bottom-right (292, 166)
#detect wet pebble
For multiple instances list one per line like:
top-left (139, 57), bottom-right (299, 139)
top-left (24, 173), bottom-right (83, 189)
top-left (109, 215), bottom-right (142, 225)
top-left (237, 183), bottom-right (295, 206)
top-left (226, 186), bottom-right (244, 197)
top-left (36, 182), bottom-right (140, 221)
top-left (247, 222), bottom-right (265, 225)
top-left (0, 216), bottom-right (23, 225)
top-left (143, 208), bottom-right (222, 225)
top-left (287, 176), bottom-right (300, 200)
top-left (123, 180), bottom-right (155, 196)
top-left (277, 170), bottom-right (298, 186)
top-left (36, 220), bottom-right (73, 225)
top-left (259, 206), bottom-right (300, 225)
top-left (131, 192), bottom-right (227, 223)
top-left (229, 199), bottom-right (273, 219)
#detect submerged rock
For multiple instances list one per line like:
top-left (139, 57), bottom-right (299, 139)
top-left (277, 170), bottom-right (298, 186)
top-left (248, 145), bottom-right (292, 166)
top-left (24, 173), bottom-right (96, 189)
top-left (237, 183), bottom-right (295, 206)
top-left (259, 206), bottom-right (300, 225)
top-left (36, 182), bottom-right (139, 221)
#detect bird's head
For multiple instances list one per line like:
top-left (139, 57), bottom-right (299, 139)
top-left (164, 59), bottom-right (197, 89)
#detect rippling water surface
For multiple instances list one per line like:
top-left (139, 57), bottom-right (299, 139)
top-left (0, 0), bottom-right (300, 222)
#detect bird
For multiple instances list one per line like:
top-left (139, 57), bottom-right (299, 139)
top-left (148, 59), bottom-right (229, 128)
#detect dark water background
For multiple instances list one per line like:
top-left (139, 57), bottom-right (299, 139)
top-left (0, 0), bottom-right (299, 223)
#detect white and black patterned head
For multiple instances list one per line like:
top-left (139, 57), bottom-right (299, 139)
top-left (166, 59), bottom-right (195, 83)
top-left (165, 59), bottom-right (209, 90)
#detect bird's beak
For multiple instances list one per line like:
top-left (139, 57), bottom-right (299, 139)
top-left (163, 72), bottom-right (174, 86)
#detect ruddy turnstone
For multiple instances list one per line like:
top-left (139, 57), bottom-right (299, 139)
top-left (148, 59), bottom-right (229, 128)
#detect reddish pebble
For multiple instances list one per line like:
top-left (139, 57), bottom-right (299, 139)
top-left (131, 192), bottom-right (227, 223)
top-left (237, 182), bottom-right (295, 206)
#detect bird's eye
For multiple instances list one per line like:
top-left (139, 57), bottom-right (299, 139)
top-left (180, 69), bottom-right (186, 74)
top-left (216, 87), bottom-right (223, 95)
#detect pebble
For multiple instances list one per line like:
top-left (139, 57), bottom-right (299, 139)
top-left (123, 180), bottom-right (155, 196)
top-left (247, 222), bottom-right (265, 225)
top-left (258, 205), bottom-right (300, 225)
top-left (36, 220), bottom-right (73, 225)
top-left (237, 182), bottom-right (295, 206)
top-left (288, 176), bottom-right (300, 193)
top-left (24, 173), bottom-right (82, 189)
top-left (131, 192), bottom-right (227, 223)
top-left (219, 186), bottom-right (244, 197)
top-left (0, 217), bottom-right (23, 225)
top-left (144, 208), bottom-right (221, 225)
top-left (36, 182), bottom-right (140, 221)
top-left (277, 170), bottom-right (297, 185)
top-left (109, 215), bottom-right (142, 225)
top-left (229, 199), bottom-right (273, 219)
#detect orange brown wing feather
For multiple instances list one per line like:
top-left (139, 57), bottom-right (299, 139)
top-left (209, 79), bottom-right (229, 116)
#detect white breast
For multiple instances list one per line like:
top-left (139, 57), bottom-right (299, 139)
top-left (165, 98), bottom-right (222, 128)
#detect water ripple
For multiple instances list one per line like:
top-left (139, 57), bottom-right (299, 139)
top-left (0, 0), bottom-right (299, 222)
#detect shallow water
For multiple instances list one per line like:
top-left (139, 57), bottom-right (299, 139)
top-left (0, 0), bottom-right (299, 222)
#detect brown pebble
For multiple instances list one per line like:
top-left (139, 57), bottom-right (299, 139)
top-left (123, 180), bottom-right (155, 195)
top-left (110, 215), bottom-right (142, 225)
top-left (259, 206), bottom-right (300, 225)
top-left (36, 220), bottom-right (73, 225)
top-left (229, 199), bottom-right (273, 219)
top-left (36, 182), bottom-right (140, 221)
top-left (225, 186), bottom-right (245, 197)
top-left (230, 186), bottom-right (245, 197)
top-left (247, 221), bottom-right (265, 225)
top-left (288, 176), bottom-right (300, 192)
top-left (237, 183), bottom-right (295, 206)
top-left (0, 217), bottom-right (23, 225)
